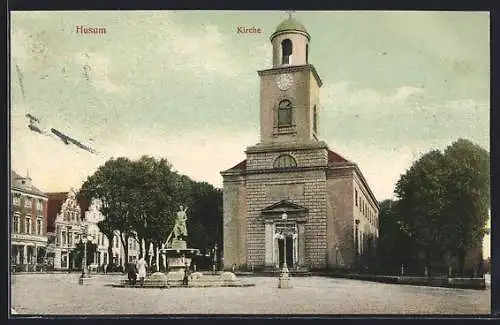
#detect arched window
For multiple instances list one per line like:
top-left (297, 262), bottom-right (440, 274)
top-left (281, 39), bottom-right (292, 64)
top-left (273, 154), bottom-right (297, 169)
top-left (278, 99), bottom-right (293, 127)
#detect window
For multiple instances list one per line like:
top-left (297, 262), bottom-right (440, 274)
top-left (68, 232), bottom-right (73, 245)
top-left (25, 217), bottom-right (32, 234)
top-left (281, 39), bottom-right (292, 64)
top-left (278, 99), bottom-right (293, 127)
top-left (24, 197), bottom-right (32, 209)
top-left (36, 200), bottom-right (43, 211)
top-left (62, 231), bottom-right (67, 245)
top-left (273, 154), bottom-right (297, 169)
top-left (306, 44), bottom-right (309, 63)
top-left (313, 105), bottom-right (318, 134)
top-left (13, 214), bottom-right (20, 233)
top-left (13, 195), bottom-right (21, 206)
top-left (37, 218), bottom-right (43, 235)
top-left (355, 189), bottom-right (358, 207)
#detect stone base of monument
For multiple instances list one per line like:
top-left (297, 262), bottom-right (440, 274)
top-left (113, 271), bottom-right (255, 288)
top-left (78, 275), bottom-right (93, 285)
top-left (278, 265), bottom-right (293, 289)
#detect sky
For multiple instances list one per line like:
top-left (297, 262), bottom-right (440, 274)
top-left (10, 11), bottom-right (490, 257)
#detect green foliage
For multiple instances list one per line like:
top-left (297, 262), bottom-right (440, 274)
top-left (394, 138), bottom-right (490, 273)
top-left (78, 155), bottom-right (223, 265)
top-left (70, 240), bottom-right (98, 268)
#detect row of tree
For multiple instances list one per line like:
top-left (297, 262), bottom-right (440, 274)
top-left (376, 139), bottom-right (490, 276)
top-left (77, 156), bottom-right (222, 269)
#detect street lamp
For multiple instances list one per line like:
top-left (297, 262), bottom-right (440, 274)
top-left (278, 212), bottom-right (292, 289)
top-left (80, 226), bottom-right (93, 279)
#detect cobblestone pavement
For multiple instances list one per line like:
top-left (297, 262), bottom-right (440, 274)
top-left (11, 274), bottom-right (490, 315)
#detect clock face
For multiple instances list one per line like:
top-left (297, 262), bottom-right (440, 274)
top-left (276, 74), bottom-right (293, 91)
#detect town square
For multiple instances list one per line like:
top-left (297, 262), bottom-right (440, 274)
top-left (9, 11), bottom-right (491, 316)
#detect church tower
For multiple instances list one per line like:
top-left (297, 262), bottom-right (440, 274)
top-left (258, 17), bottom-right (322, 144)
top-left (221, 15), bottom-right (380, 272)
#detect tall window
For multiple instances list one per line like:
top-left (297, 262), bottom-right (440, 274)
top-left (273, 154), bottom-right (297, 169)
top-left (25, 217), bottom-right (32, 234)
top-left (68, 231), bottom-right (73, 245)
top-left (306, 44), bottom-right (309, 63)
top-left (278, 99), bottom-right (293, 127)
top-left (281, 39), bottom-right (292, 64)
top-left (355, 189), bottom-right (358, 207)
top-left (62, 231), bottom-right (67, 245)
top-left (13, 214), bottom-right (20, 233)
top-left (37, 218), bottom-right (43, 235)
top-left (313, 105), bottom-right (318, 134)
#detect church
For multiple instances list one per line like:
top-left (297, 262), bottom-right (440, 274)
top-left (221, 17), bottom-right (379, 271)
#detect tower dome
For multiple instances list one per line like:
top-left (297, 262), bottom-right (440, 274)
top-left (272, 18), bottom-right (309, 39)
top-left (270, 17), bottom-right (310, 67)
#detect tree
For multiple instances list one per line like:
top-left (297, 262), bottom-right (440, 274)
top-left (97, 218), bottom-right (115, 269)
top-left (394, 139), bottom-right (490, 275)
top-left (78, 157), bottom-right (137, 266)
top-left (441, 139), bottom-right (490, 274)
top-left (71, 240), bottom-right (98, 269)
top-left (376, 199), bottom-right (410, 274)
top-left (395, 150), bottom-right (449, 272)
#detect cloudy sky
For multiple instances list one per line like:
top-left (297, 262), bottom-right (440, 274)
top-left (10, 10), bottom-right (490, 256)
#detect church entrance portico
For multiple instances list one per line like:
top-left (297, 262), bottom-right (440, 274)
top-left (262, 200), bottom-right (307, 270)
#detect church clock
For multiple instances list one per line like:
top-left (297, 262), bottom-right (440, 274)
top-left (276, 74), bottom-right (293, 91)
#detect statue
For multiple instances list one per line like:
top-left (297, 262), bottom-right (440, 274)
top-left (173, 205), bottom-right (188, 240)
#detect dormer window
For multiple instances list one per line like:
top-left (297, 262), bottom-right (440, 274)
top-left (24, 197), bottom-right (32, 209)
top-left (13, 194), bottom-right (21, 206)
top-left (281, 39), bottom-right (292, 64)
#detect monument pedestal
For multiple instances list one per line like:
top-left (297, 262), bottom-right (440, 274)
top-left (278, 264), bottom-right (292, 289)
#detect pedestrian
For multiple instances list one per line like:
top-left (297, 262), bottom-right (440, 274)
top-left (136, 255), bottom-right (147, 287)
top-left (127, 258), bottom-right (137, 285)
top-left (182, 264), bottom-right (190, 286)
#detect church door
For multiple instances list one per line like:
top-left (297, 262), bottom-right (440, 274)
top-left (278, 236), bottom-right (294, 267)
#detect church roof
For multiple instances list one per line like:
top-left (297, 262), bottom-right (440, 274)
top-left (275, 18), bottom-right (308, 34)
top-left (327, 149), bottom-right (349, 164)
top-left (223, 148), bottom-right (348, 173)
top-left (11, 170), bottom-right (47, 197)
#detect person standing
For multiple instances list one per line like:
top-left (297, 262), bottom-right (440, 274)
top-left (136, 255), bottom-right (147, 287)
top-left (127, 258), bottom-right (138, 285)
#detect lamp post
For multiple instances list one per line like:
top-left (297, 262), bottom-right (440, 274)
top-left (335, 246), bottom-right (339, 267)
top-left (278, 212), bottom-right (292, 289)
top-left (79, 226), bottom-right (93, 284)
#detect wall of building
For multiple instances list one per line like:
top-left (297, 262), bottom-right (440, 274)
top-left (245, 167), bottom-right (328, 268)
top-left (326, 168), bottom-right (355, 268)
top-left (222, 174), bottom-right (247, 269)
